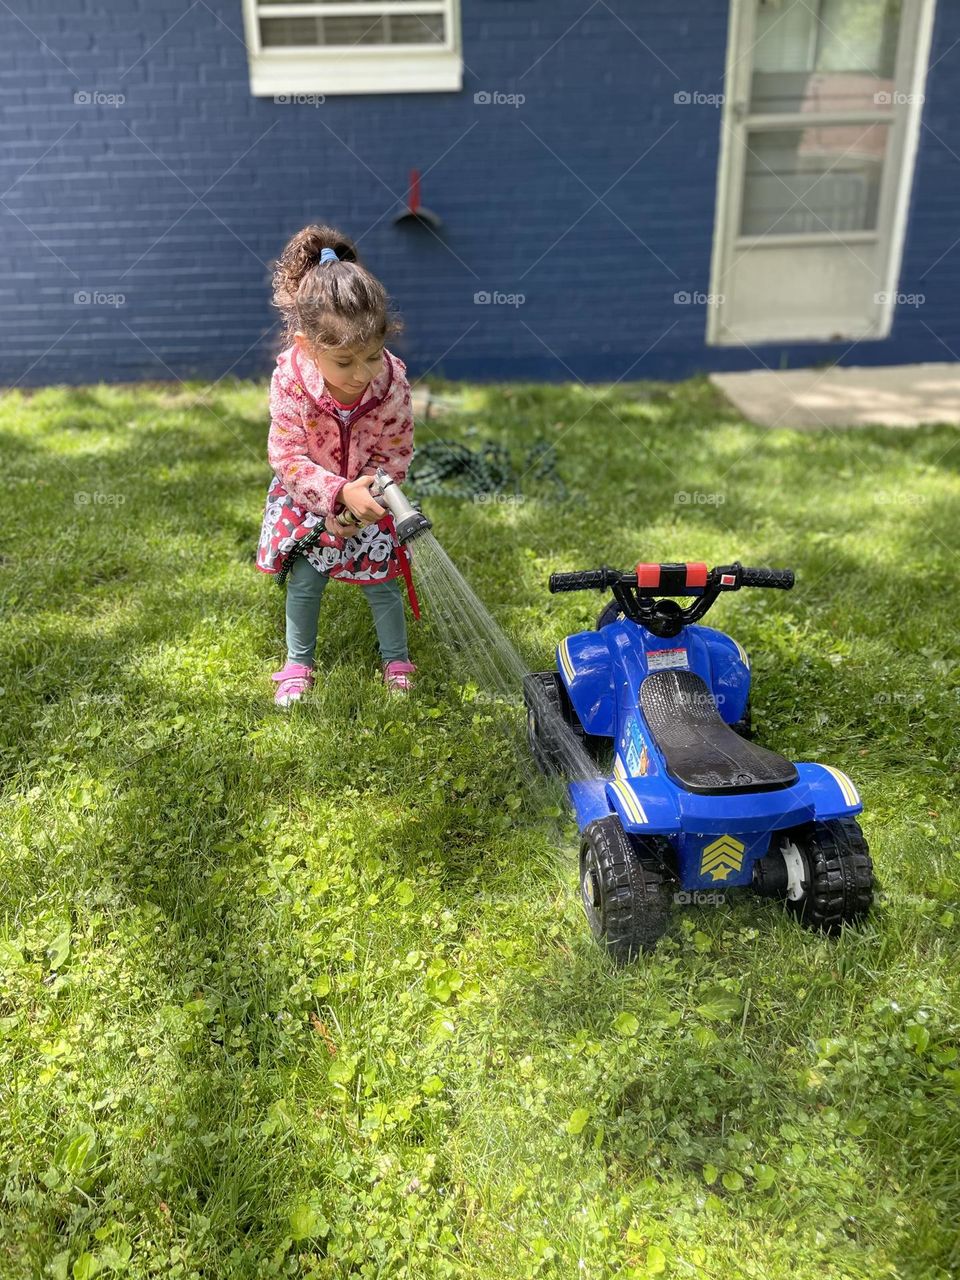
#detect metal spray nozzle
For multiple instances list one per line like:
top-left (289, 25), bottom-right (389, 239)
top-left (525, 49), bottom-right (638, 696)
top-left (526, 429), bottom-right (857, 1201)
top-left (371, 467), bottom-right (432, 545)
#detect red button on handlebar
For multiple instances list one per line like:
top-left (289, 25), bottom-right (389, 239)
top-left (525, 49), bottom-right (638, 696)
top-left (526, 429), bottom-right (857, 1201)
top-left (635, 563), bottom-right (661, 588)
top-left (685, 562), bottom-right (708, 588)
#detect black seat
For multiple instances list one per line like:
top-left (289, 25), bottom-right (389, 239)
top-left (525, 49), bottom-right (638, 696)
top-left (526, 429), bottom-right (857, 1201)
top-left (639, 670), bottom-right (798, 795)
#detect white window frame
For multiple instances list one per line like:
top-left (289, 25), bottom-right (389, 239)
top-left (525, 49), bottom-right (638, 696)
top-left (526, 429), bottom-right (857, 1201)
top-left (240, 0), bottom-right (462, 96)
top-left (706, 0), bottom-right (937, 346)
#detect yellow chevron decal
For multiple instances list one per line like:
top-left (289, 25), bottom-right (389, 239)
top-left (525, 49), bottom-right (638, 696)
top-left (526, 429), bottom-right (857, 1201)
top-left (733, 639), bottom-right (750, 669)
top-left (699, 835), bottom-right (745, 882)
top-left (612, 780), bottom-right (647, 826)
top-left (558, 638), bottom-right (575, 683)
top-left (822, 764), bottom-right (859, 806)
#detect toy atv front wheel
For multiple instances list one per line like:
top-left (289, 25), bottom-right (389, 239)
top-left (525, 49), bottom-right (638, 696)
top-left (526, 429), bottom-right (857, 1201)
top-left (580, 816), bottom-right (671, 961)
top-left (596, 600), bottom-right (624, 630)
top-left (757, 818), bottom-right (874, 934)
top-left (523, 672), bottom-right (606, 775)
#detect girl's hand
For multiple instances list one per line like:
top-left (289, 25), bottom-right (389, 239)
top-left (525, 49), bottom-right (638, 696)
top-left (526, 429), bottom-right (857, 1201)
top-left (324, 512), bottom-right (359, 539)
top-left (341, 475), bottom-right (387, 524)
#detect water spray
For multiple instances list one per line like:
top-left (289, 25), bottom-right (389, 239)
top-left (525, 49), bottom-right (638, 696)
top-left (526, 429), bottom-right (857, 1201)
top-left (368, 467), bottom-right (592, 780)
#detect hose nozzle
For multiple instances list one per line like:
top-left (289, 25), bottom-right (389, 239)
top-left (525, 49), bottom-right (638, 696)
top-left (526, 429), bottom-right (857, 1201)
top-left (371, 467), bottom-right (432, 545)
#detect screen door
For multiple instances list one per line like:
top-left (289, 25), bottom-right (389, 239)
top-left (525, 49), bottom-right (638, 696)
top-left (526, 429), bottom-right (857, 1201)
top-left (708, 0), bottom-right (936, 345)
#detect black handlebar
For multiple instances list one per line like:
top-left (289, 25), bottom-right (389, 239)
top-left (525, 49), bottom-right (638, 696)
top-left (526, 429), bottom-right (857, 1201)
top-left (549, 569), bottom-right (615, 593)
top-left (738, 566), bottom-right (794, 590)
top-left (547, 561), bottom-right (794, 638)
top-left (549, 563), bottom-right (794, 595)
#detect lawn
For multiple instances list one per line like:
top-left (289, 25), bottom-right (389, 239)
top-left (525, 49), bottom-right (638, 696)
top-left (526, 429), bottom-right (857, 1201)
top-left (0, 374), bottom-right (957, 1280)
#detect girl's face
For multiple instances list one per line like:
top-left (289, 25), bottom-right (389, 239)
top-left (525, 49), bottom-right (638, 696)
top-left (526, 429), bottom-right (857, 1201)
top-left (297, 332), bottom-right (384, 400)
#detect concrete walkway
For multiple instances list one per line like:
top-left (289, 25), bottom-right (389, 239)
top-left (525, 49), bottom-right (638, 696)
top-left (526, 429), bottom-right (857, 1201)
top-left (710, 362), bottom-right (960, 429)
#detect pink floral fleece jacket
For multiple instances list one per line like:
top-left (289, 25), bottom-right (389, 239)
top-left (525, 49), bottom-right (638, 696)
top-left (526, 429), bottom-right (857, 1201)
top-left (268, 343), bottom-right (414, 515)
top-left (255, 343), bottom-right (415, 583)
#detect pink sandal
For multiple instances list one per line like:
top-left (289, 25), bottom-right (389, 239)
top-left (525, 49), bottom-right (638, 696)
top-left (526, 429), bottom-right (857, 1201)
top-left (383, 660), bottom-right (416, 694)
top-left (271, 661), bottom-right (314, 707)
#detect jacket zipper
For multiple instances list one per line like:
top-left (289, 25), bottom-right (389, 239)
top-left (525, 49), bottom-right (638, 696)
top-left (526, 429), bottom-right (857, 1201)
top-left (338, 416), bottom-right (352, 498)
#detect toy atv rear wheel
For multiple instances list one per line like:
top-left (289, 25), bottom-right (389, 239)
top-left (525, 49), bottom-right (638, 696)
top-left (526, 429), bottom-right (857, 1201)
top-left (580, 816), bottom-right (671, 961)
top-left (782, 818), bottom-right (874, 934)
top-left (523, 672), bottom-right (606, 774)
top-left (731, 701), bottom-right (752, 739)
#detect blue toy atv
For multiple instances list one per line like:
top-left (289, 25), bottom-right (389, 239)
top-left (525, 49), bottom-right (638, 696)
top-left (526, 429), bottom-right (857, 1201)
top-left (522, 561), bottom-right (873, 960)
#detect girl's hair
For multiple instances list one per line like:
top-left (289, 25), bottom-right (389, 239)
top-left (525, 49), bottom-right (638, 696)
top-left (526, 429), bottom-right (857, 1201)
top-left (271, 223), bottom-right (403, 352)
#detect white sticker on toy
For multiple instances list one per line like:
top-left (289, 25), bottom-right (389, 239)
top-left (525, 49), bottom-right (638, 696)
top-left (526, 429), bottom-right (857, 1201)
top-left (647, 647), bottom-right (689, 671)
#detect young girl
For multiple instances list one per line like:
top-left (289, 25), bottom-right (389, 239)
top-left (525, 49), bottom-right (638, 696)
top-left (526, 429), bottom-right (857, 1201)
top-left (255, 223), bottom-right (418, 706)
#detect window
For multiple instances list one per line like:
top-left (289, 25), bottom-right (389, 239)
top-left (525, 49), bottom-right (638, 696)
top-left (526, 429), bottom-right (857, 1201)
top-left (241, 0), bottom-right (462, 96)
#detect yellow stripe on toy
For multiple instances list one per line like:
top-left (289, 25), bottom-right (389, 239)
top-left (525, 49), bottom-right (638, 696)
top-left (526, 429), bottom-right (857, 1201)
top-left (612, 780), bottom-right (647, 826)
top-left (558, 638), bottom-right (576, 683)
top-left (822, 764), bottom-right (859, 806)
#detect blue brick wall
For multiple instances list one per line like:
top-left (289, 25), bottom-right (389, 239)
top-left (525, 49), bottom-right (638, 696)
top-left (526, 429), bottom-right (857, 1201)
top-left (1, 0), bottom-right (958, 387)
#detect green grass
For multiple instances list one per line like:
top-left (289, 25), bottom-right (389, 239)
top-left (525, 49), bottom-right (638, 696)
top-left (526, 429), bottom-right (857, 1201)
top-left (0, 374), bottom-right (958, 1280)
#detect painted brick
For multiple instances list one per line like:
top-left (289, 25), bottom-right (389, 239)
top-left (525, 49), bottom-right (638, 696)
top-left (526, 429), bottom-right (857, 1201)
top-left (0, 0), bottom-right (958, 386)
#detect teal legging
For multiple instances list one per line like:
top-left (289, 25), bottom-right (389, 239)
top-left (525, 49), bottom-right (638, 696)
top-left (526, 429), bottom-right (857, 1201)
top-left (284, 555), bottom-right (409, 666)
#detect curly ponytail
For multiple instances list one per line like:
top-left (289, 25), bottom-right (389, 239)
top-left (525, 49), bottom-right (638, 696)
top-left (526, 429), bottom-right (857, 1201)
top-left (270, 222), bottom-right (402, 352)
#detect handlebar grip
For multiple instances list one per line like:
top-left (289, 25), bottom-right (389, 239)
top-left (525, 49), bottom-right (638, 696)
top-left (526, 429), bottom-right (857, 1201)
top-left (739, 566), bottom-right (795, 590)
top-left (549, 570), bottom-right (610, 593)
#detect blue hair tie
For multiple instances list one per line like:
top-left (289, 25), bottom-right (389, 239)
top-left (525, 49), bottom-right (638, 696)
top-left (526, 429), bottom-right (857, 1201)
top-left (319, 247), bottom-right (339, 265)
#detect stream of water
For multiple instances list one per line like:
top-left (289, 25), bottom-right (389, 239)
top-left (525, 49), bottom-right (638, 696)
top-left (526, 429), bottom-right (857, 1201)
top-left (409, 532), bottom-right (602, 783)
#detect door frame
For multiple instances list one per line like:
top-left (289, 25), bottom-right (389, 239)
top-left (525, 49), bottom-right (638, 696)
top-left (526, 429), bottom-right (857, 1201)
top-left (706, 0), bottom-right (938, 346)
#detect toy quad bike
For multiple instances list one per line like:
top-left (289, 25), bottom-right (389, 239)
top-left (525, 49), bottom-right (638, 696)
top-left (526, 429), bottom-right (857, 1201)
top-left (522, 561), bottom-right (873, 960)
